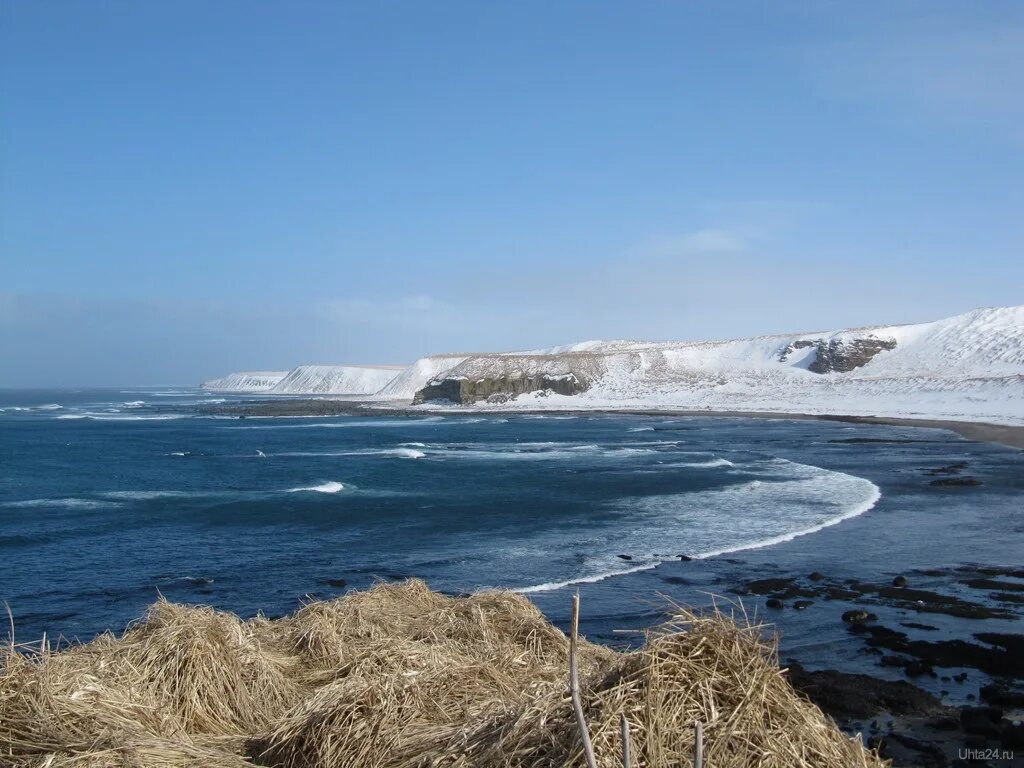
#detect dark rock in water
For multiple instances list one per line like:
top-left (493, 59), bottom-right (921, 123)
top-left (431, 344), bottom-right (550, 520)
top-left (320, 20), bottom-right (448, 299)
top-left (1003, 721), bottom-right (1024, 749)
top-left (962, 577), bottom-right (1024, 592)
top-left (860, 625), bottom-right (1024, 676)
top-left (765, 598), bottom-right (784, 609)
top-left (809, 571), bottom-right (826, 581)
top-left (901, 622), bottom-right (939, 631)
top-left (617, 554), bottom-right (633, 561)
top-left (960, 706), bottom-right (1003, 738)
top-left (980, 682), bottom-right (1024, 707)
top-left (974, 632), bottom-right (1024, 657)
top-left (925, 461), bottom-right (969, 476)
top-left (892, 575), bottom-right (908, 587)
top-left (929, 476), bottom-right (983, 487)
top-left (785, 662), bottom-right (943, 719)
top-left (321, 578), bottom-right (348, 588)
top-left (678, 554), bottom-right (693, 561)
top-left (793, 600), bottom-right (813, 610)
top-left (744, 577), bottom-right (797, 595)
top-left (927, 716), bottom-right (959, 732)
top-left (825, 586), bottom-right (862, 600)
top-left (990, 591), bottom-right (1024, 604)
top-left (843, 609), bottom-right (877, 624)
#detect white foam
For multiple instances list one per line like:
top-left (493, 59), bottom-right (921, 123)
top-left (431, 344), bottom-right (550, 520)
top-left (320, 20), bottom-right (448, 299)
top-left (514, 457), bottom-right (881, 594)
top-left (102, 490), bottom-right (194, 500)
top-left (0, 497), bottom-right (113, 509)
top-left (286, 481), bottom-right (346, 494)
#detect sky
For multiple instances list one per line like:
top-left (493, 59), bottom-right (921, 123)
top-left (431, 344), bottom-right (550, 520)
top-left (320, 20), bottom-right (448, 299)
top-left (1, 1), bottom-right (1022, 386)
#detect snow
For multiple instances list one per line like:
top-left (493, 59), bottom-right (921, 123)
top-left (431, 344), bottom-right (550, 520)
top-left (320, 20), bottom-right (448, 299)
top-left (201, 371), bottom-right (289, 392)
top-left (270, 365), bottom-right (406, 395)
top-left (372, 355), bottom-right (470, 399)
top-left (409, 306), bottom-right (1024, 426)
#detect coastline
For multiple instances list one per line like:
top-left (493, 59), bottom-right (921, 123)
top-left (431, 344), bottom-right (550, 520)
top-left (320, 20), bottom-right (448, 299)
top-left (201, 397), bottom-right (1024, 449)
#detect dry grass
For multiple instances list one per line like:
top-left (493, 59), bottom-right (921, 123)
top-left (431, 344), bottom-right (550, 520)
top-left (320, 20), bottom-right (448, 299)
top-left (0, 580), bottom-right (887, 767)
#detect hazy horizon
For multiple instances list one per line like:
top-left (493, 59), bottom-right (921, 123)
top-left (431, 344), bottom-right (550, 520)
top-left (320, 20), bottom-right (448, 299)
top-left (3, 2), bottom-right (1023, 387)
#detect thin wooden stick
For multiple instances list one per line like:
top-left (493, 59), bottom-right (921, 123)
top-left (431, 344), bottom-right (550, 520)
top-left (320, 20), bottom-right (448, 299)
top-left (3, 601), bottom-right (13, 653)
top-left (694, 720), bottom-right (704, 768)
top-left (621, 713), bottom-right (632, 767)
top-left (570, 591), bottom-right (598, 768)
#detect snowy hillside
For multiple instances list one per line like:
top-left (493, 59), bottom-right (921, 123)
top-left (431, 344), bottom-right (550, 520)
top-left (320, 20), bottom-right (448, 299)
top-left (372, 355), bottom-right (470, 399)
top-left (201, 371), bottom-right (289, 392)
top-left (408, 306), bottom-right (1024, 425)
top-left (270, 365), bottom-right (405, 395)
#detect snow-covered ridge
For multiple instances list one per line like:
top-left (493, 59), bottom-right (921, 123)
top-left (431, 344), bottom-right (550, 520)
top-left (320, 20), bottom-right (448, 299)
top-left (201, 371), bottom-right (289, 392)
top-left (372, 355), bottom-right (471, 400)
top-left (270, 365), bottom-right (406, 395)
top-left (409, 306), bottom-right (1024, 425)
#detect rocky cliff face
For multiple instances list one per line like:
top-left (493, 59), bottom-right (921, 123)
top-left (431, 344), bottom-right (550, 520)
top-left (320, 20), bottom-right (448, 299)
top-left (414, 372), bottom-right (588, 404)
top-left (780, 338), bottom-right (897, 373)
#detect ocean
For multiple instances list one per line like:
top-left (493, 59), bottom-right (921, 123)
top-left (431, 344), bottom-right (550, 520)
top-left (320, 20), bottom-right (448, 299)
top-left (2, 387), bottom-right (1022, 705)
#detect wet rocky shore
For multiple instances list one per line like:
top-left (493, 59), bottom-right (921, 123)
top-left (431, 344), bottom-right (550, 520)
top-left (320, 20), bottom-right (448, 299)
top-left (731, 566), bottom-right (1024, 767)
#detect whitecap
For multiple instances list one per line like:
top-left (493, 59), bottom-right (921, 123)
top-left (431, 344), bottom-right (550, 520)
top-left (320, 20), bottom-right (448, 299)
top-left (286, 481), bottom-right (346, 494)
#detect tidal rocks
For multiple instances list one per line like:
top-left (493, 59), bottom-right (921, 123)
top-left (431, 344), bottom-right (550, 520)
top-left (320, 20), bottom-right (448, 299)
top-left (321, 578), bottom-right (348, 588)
top-left (793, 600), bottom-right (813, 610)
top-left (980, 682), bottom-right (1024, 707)
top-left (893, 575), bottom-right (908, 587)
top-left (765, 598), bottom-right (784, 609)
top-left (617, 554), bottom-right (633, 561)
top-left (860, 625), bottom-right (1024, 676)
top-left (929, 476), bottom-right (983, 487)
top-left (785, 662), bottom-right (943, 719)
top-left (843, 609), bottom-right (877, 624)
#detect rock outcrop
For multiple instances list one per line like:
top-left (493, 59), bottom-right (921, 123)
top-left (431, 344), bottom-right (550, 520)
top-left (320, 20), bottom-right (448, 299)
top-left (414, 372), bottom-right (588, 404)
top-left (780, 337), bottom-right (897, 373)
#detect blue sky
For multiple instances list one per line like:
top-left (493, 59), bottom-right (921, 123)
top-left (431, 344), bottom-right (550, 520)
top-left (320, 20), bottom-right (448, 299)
top-left (2, 2), bottom-right (1022, 386)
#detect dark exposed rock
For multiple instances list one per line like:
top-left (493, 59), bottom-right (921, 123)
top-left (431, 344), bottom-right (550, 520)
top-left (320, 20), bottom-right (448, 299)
top-left (902, 622), bottom-right (939, 631)
top-left (678, 554), bottom-right (693, 561)
top-left (414, 372), bottom-right (589, 404)
top-left (765, 598), bottom-right (784, 609)
top-left (962, 578), bottom-right (1024, 592)
top-left (925, 462), bottom-right (969, 476)
top-left (741, 577), bottom-right (797, 595)
top-left (779, 336), bottom-right (897, 373)
top-left (990, 591), bottom-right (1024, 604)
top-left (860, 625), bottom-right (1024, 675)
top-left (893, 575), bottom-right (908, 587)
top-left (1002, 721), bottom-right (1024, 749)
top-left (809, 571), bottom-right (826, 581)
top-left (959, 706), bottom-right (1003, 738)
top-left (929, 476), bottom-right (983, 487)
top-left (843, 609), bottom-right (877, 624)
top-left (793, 600), bottom-right (813, 610)
top-left (617, 554), bottom-right (633, 561)
top-left (980, 682), bottom-right (1024, 707)
top-left (785, 662), bottom-right (944, 719)
top-left (321, 578), bottom-right (348, 588)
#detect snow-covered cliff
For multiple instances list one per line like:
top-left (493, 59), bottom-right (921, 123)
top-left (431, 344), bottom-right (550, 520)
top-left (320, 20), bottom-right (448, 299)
top-left (201, 371), bottom-right (289, 392)
top-left (270, 365), bottom-right (405, 395)
top-left (409, 306), bottom-right (1024, 425)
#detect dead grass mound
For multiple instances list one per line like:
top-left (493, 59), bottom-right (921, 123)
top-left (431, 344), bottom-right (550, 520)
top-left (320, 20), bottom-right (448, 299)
top-left (1, 580), bottom-right (887, 767)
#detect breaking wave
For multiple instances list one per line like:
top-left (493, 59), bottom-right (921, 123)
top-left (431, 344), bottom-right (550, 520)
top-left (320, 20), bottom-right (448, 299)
top-left (516, 457), bottom-right (881, 593)
top-left (286, 481), bottom-right (346, 494)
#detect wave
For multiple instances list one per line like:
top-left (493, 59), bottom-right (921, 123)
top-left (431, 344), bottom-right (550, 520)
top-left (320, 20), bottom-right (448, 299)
top-left (0, 497), bottom-right (114, 510)
top-left (56, 413), bottom-right (186, 421)
top-left (102, 490), bottom-right (195, 500)
top-left (222, 416), bottom-right (447, 430)
top-left (628, 426), bottom-right (654, 432)
top-left (122, 400), bottom-right (145, 408)
top-left (286, 481), bottom-right (346, 494)
top-left (515, 458), bottom-right (881, 594)
top-left (662, 457), bottom-right (734, 469)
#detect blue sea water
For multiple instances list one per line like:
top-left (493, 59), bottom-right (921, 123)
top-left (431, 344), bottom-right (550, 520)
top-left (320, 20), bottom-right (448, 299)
top-left (2, 387), bottom-right (1022, 701)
